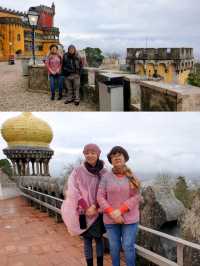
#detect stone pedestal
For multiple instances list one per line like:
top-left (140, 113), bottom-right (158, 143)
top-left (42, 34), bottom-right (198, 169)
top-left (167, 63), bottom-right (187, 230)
top-left (140, 81), bottom-right (200, 111)
top-left (123, 75), bottom-right (162, 111)
top-left (28, 64), bottom-right (49, 93)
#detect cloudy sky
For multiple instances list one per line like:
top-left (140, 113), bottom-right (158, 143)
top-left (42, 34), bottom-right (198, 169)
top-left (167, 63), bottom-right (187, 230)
top-left (0, 112), bottom-right (200, 181)
top-left (0, 0), bottom-right (200, 56)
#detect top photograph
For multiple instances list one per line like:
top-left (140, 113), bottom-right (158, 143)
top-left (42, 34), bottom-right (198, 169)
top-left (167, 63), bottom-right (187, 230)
top-left (0, 0), bottom-right (200, 112)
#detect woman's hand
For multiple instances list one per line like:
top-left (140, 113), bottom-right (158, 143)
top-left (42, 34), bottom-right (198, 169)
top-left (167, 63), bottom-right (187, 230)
top-left (110, 209), bottom-right (124, 224)
top-left (86, 204), bottom-right (98, 217)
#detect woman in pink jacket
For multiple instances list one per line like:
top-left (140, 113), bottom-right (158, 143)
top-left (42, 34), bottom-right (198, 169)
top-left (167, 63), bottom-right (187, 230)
top-left (61, 144), bottom-right (107, 266)
top-left (97, 146), bottom-right (141, 266)
top-left (45, 44), bottom-right (63, 101)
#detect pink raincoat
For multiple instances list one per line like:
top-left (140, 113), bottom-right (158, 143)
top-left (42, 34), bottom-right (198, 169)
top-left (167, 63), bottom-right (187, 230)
top-left (61, 163), bottom-right (107, 236)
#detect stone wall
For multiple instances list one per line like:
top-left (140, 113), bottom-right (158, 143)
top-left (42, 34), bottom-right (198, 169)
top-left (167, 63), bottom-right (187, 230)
top-left (28, 65), bottom-right (49, 93)
top-left (140, 81), bottom-right (200, 111)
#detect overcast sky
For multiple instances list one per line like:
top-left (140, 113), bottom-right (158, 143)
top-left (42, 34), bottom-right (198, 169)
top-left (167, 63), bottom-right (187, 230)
top-left (0, 0), bottom-right (200, 56)
top-left (0, 112), bottom-right (200, 181)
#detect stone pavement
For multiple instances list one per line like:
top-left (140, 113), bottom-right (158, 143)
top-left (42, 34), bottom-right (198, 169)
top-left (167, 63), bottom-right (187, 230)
top-left (0, 61), bottom-right (96, 111)
top-left (0, 196), bottom-right (127, 266)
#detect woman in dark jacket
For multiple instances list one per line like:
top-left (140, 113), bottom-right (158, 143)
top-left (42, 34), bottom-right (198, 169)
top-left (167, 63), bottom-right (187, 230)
top-left (62, 44), bottom-right (83, 106)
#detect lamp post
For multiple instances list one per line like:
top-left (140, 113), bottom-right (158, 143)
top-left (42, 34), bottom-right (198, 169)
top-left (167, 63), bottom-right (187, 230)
top-left (27, 11), bottom-right (39, 65)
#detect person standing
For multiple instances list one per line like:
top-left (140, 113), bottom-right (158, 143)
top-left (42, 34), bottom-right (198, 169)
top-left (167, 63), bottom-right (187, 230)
top-left (61, 144), bottom-right (107, 266)
top-left (45, 44), bottom-right (63, 100)
top-left (62, 44), bottom-right (83, 106)
top-left (97, 146), bottom-right (141, 266)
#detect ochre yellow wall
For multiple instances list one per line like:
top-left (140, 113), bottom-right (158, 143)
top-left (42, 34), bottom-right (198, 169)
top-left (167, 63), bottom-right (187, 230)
top-left (178, 70), bottom-right (190, 85)
top-left (157, 64), bottom-right (167, 81)
top-left (0, 20), bottom-right (59, 60)
top-left (0, 12), bottom-right (19, 18)
top-left (135, 64), bottom-right (145, 75)
top-left (0, 23), bottom-right (24, 59)
top-left (166, 64), bottom-right (176, 83)
top-left (146, 64), bottom-right (154, 77)
top-left (135, 62), bottom-right (190, 85)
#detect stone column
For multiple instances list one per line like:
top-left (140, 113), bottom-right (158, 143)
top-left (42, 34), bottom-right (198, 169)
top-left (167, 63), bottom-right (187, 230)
top-left (36, 159), bottom-right (40, 176)
top-left (26, 159), bottom-right (30, 176)
top-left (31, 160), bottom-right (35, 176)
top-left (11, 159), bottom-right (17, 176)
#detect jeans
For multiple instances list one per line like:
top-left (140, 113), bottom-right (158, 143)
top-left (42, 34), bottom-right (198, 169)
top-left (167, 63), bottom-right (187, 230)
top-left (83, 236), bottom-right (104, 260)
top-left (49, 74), bottom-right (63, 95)
top-left (105, 223), bottom-right (138, 266)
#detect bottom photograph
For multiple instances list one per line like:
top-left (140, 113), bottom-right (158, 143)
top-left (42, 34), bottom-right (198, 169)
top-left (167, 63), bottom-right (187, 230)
top-left (0, 112), bottom-right (200, 266)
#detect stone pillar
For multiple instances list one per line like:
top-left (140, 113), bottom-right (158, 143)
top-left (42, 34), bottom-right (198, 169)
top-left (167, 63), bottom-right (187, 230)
top-left (31, 160), bottom-right (35, 176)
top-left (11, 159), bottom-right (17, 176)
top-left (36, 159), bottom-right (40, 176)
top-left (43, 159), bottom-right (50, 176)
top-left (26, 159), bottom-right (30, 176)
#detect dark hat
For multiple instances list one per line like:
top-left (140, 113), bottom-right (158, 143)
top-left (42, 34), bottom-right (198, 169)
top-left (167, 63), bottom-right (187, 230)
top-left (68, 44), bottom-right (76, 50)
top-left (107, 146), bottom-right (129, 164)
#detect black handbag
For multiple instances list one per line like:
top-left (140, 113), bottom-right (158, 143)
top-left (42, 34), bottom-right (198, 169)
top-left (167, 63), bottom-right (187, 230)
top-left (79, 213), bottom-right (87, 229)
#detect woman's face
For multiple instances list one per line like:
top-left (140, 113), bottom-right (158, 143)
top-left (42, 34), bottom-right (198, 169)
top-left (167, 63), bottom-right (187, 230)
top-left (51, 47), bottom-right (58, 54)
top-left (69, 47), bottom-right (75, 54)
top-left (84, 150), bottom-right (98, 166)
top-left (111, 152), bottom-right (125, 168)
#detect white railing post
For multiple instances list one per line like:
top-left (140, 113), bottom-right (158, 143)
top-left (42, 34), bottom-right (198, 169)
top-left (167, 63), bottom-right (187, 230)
top-left (177, 243), bottom-right (184, 266)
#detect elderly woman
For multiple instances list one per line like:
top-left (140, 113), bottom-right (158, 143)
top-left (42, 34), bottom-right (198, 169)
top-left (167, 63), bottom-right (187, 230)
top-left (61, 144), bottom-right (107, 266)
top-left (97, 146), bottom-right (141, 266)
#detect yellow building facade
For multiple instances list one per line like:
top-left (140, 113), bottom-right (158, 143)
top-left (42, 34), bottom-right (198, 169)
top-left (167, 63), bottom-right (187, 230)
top-left (0, 4), bottom-right (60, 61)
top-left (127, 48), bottom-right (194, 85)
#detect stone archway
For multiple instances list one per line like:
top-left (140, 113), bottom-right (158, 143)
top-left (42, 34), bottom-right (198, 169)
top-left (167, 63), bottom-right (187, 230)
top-left (158, 63), bottom-right (167, 82)
top-left (135, 63), bottom-right (145, 76)
top-left (146, 63), bottom-right (155, 78)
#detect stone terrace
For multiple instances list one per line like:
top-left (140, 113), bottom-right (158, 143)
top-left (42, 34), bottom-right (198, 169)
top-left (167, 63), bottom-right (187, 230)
top-left (0, 61), bottom-right (96, 112)
top-left (0, 196), bottom-right (127, 266)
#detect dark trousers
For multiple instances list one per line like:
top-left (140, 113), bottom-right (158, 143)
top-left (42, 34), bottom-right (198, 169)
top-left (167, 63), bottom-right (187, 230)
top-left (83, 236), bottom-right (104, 260)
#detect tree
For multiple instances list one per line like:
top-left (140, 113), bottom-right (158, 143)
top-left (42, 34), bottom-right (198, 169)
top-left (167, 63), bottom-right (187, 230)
top-left (84, 47), bottom-right (104, 67)
top-left (187, 72), bottom-right (200, 87)
top-left (0, 159), bottom-right (12, 177)
top-left (173, 176), bottom-right (191, 209)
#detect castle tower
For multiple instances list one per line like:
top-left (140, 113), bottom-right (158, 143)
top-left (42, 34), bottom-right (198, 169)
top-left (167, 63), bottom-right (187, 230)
top-left (1, 112), bottom-right (54, 178)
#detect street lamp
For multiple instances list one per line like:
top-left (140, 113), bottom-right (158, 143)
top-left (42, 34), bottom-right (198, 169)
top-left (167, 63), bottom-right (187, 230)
top-left (27, 11), bottom-right (39, 65)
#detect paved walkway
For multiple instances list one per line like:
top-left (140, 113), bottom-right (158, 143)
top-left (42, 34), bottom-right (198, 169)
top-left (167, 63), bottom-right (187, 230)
top-left (0, 61), bottom-right (96, 111)
top-left (0, 196), bottom-right (127, 266)
top-left (0, 183), bottom-right (21, 200)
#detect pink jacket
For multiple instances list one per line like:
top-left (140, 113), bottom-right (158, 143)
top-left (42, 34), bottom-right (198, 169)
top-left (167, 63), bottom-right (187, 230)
top-left (61, 164), bottom-right (107, 236)
top-left (97, 172), bottom-right (140, 224)
top-left (46, 53), bottom-right (62, 75)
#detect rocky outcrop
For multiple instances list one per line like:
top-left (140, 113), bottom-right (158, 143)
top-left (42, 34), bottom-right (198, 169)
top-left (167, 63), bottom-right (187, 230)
top-left (137, 184), bottom-right (185, 265)
top-left (181, 190), bottom-right (200, 266)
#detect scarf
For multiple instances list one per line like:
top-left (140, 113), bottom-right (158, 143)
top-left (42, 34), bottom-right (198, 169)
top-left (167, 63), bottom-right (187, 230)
top-left (112, 165), bottom-right (141, 190)
top-left (84, 159), bottom-right (104, 178)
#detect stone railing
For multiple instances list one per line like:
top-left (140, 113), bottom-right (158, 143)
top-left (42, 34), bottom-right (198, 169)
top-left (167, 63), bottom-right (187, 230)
top-left (19, 185), bottom-right (200, 266)
top-left (26, 63), bottom-right (200, 111)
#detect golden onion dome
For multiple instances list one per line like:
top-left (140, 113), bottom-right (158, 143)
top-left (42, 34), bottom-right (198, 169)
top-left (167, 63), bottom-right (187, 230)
top-left (1, 112), bottom-right (53, 148)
